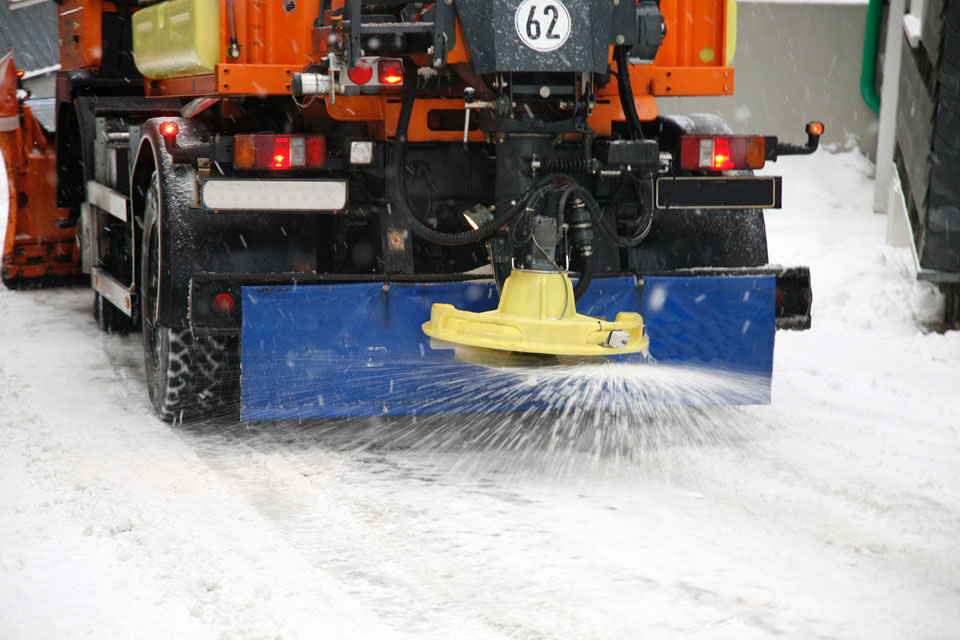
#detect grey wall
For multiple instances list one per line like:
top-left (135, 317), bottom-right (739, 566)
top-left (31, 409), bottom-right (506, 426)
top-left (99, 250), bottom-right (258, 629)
top-left (657, 1), bottom-right (878, 158)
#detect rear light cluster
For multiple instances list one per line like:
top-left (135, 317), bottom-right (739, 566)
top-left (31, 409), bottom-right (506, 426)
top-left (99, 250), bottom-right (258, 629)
top-left (344, 57), bottom-right (404, 87)
top-left (233, 134), bottom-right (326, 170)
top-left (680, 135), bottom-right (767, 171)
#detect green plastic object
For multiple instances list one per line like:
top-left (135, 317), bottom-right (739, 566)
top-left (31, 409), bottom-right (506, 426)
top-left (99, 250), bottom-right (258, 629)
top-left (860, 0), bottom-right (882, 115)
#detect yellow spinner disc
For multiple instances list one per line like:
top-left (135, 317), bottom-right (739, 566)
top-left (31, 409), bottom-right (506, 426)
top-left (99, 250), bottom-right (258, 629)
top-left (422, 270), bottom-right (649, 357)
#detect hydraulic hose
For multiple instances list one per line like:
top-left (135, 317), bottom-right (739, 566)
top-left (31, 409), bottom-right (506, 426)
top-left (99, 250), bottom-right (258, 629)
top-left (572, 251), bottom-right (593, 301)
top-left (552, 175), bottom-right (650, 249)
top-left (615, 46), bottom-right (645, 140)
top-left (560, 190), bottom-right (594, 301)
top-left (391, 59), bottom-right (523, 246)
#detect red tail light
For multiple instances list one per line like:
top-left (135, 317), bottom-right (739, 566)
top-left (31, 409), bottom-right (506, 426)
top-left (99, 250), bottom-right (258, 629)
top-left (711, 137), bottom-right (733, 170)
top-left (680, 135), bottom-right (766, 171)
top-left (212, 293), bottom-right (235, 316)
top-left (378, 59), bottom-right (404, 85)
top-left (266, 136), bottom-right (291, 169)
top-left (348, 59), bottom-right (373, 85)
top-left (235, 134), bottom-right (326, 170)
top-left (160, 121), bottom-right (179, 137)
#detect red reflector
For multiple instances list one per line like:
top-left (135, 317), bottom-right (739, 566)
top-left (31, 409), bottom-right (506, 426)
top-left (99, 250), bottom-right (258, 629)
top-left (775, 287), bottom-right (784, 308)
top-left (305, 137), bottom-right (325, 166)
top-left (348, 59), bottom-right (374, 85)
top-left (212, 293), bottom-right (235, 316)
top-left (378, 59), bottom-right (404, 85)
top-left (160, 121), bottom-right (179, 137)
top-left (712, 137), bottom-right (734, 170)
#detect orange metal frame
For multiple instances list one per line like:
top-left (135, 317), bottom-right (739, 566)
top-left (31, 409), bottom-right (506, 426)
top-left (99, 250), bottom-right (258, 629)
top-left (63, 0), bottom-right (734, 142)
top-left (2, 106), bottom-right (79, 282)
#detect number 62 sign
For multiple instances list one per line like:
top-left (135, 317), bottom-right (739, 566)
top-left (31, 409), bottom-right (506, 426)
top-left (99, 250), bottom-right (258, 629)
top-left (514, 0), bottom-right (572, 53)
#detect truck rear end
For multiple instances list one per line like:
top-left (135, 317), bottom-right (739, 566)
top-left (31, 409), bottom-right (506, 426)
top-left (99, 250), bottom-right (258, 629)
top-left (4, 0), bottom-right (815, 421)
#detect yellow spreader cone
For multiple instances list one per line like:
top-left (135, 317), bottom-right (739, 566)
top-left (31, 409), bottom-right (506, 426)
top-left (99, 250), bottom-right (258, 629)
top-left (422, 270), bottom-right (650, 356)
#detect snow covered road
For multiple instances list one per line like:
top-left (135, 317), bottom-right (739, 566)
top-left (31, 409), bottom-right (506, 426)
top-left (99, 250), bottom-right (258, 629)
top-left (2, 148), bottom-right (959, 639)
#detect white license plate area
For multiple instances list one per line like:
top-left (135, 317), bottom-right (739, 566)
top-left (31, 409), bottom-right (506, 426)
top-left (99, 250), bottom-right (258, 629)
top-left (202, 180), bottom-right (348, 211)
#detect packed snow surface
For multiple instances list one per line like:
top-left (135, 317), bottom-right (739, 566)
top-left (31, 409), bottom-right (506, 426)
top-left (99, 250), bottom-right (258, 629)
top-left (1, 147), bottom-right (959, 639)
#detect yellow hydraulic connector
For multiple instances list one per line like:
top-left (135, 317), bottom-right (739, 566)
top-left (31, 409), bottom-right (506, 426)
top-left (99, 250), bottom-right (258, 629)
top-left (422, 270), bottom-right (649, 356)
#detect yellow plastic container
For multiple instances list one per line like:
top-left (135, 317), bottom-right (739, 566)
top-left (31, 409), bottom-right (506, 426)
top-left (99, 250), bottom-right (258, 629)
top-left (132, 0), bottom-right (220, 79)
top-left (422, 270), bottom-right (649, 357)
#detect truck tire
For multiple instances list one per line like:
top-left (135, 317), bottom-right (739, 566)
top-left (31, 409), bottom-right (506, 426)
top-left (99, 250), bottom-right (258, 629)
top-left (140, 172), bottom-right (233, 422)
top-left (141, 173), bottom-right (196, 421)
top-left (193, 334), bottom-right (240, 417)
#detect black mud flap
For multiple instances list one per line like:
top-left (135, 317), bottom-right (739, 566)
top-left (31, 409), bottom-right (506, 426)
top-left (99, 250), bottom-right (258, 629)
top-left (655, 176), bottom-right (782, 210)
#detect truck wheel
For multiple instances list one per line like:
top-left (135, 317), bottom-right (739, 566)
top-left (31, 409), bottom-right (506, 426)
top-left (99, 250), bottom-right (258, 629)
top-left (140, 173), bottom-right (199, 421)
top-left (193, 334), bottom-right (240, 417)
top-left (630, 207), bottom-right (769, 271)
top-left (139, 171), bottom-right (239, 422)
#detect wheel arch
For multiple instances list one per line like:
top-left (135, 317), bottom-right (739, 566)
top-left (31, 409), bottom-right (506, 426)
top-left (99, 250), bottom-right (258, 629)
top-left (132, 118), bottom-right (200, 329)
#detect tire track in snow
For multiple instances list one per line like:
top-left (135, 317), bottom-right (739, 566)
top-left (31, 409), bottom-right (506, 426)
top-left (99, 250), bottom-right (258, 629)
top-left (0, 288), bottom-right (397, 640)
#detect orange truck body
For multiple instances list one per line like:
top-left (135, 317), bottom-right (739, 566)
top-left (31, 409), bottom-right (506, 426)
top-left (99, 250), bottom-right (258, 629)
top-left (4, 0), bottom-right (738, 285)
top-left (63, 0), bottom-right (734, 136)
top-left (2, 0), bottom-right (817, 421)
top-left (1, 53), bottom-right (78, 284)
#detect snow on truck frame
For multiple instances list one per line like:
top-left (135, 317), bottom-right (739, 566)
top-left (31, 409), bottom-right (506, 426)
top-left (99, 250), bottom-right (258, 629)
top-left (1, 0), bottom-right (816, 421)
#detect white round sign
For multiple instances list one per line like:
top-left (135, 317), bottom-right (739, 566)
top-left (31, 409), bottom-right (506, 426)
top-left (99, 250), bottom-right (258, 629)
top-left (514, 0), bottom-right (572, 53)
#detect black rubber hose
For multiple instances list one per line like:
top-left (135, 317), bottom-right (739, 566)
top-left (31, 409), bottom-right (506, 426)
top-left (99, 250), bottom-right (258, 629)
top-left (390, 59), bottom-right (523, 246)
top-left (560, 181), bottom-right (635, 249)
top-left (572, 251), bottom-right (593, 301)
top-left (615, 46), bottom-right (644, 140)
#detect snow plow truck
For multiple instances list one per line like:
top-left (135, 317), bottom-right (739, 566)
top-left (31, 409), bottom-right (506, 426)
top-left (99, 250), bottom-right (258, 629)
top-left (2, 0), bottom-right (816, 421)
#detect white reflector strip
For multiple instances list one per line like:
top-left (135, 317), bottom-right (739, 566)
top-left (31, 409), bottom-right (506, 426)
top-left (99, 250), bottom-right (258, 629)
top-left (202, 180), bottom-right (348, 211)
top-left (290, 137), bottom-right (305, 166)
top-left (699, 139), bottom-right (713, 168)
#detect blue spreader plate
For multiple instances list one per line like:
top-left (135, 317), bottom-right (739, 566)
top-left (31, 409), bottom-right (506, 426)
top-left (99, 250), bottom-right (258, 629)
top-left (240, 275), bottom-right (775, 420)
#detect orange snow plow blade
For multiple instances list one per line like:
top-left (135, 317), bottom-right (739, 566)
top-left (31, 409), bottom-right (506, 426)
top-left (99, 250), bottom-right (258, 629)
top-left (1, 52), bottom-right (79, 288)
